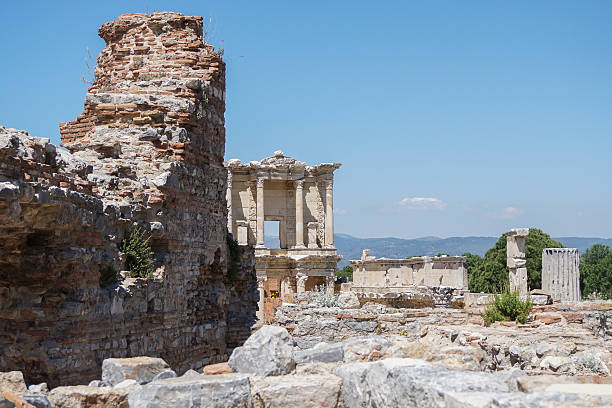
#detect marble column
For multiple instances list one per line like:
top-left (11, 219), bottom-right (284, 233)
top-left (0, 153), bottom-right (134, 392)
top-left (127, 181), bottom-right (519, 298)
top-left (256, 276), bottom-right (266, 321)
top-left (542, 248), bottom-right (581, 302)
top-left (226, 170), bottom-right (233, 234)
top-left (324, 179), bottom-right (334, 248)
top-left (296, 272), bottom-right (308, 294)
top-left (326, 275), bottom-right (335, 295)
top-left (256, 177), bottom-right (265, 247)
top-left (507, 228), bottom-right (529, 295)
top-left (295, 180), bottom-right (305, 248)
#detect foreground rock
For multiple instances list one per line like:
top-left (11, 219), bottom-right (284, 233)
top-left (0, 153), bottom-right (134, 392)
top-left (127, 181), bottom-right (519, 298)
top-left (0, 372), bottom-right (26, 396)
top-left (48, 385), bottom-right (132, 408)
top-left (251, 374), bottom-right (341, 408)
top-left (228, 326), bottom-right (295, 376)
top-left (128, 374), bottom-right (251, 408)
top-left (101, 357), bottom-right (170, 386)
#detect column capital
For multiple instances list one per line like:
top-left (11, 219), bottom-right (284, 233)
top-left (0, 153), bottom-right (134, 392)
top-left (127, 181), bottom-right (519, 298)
top-left (257, 276), bottom-right (267, 288)
top-left (325, 179), bottom-right (333, 190)
top-left (256, 177), bottom-right (265, 188)
top-left (295, 179), bottom-right (304, 189)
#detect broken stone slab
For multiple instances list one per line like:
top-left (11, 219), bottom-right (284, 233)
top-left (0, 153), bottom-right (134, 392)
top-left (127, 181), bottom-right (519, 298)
top-left (150, 370), bottom-right (177, 381)
top-left (181, 369), bottom-right (200, 378)
top-left (335, 358), bottom-right (510, 408)
top-left (101, 356), bottom-right (170, 386)
top-left (26, 384), bottom-right (47, 395)
top-left (250, 374), bottom-right (342, 408)
top-left (228, 325), bottom-right (295, 376)
top-left (48, 385), bottom-right (131, 408)
top-left (337, 292), bottom-right (360, 309)
top-left (0, 372), bottom-right (26, 396)
top-left (21, 392), bottom-right (51, 408)
top-left (518, 375), bottom-right (612, 393)
top-left (293, 342), bottom-right (344, 365)
top-left (202, 363), bottom-right (232, 375)
top-left (342, 335), bottom-right (392, 362)
top-left (128, 374), bottom-right (251, 408)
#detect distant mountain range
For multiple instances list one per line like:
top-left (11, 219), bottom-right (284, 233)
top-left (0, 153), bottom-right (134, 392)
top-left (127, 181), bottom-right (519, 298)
top-left (264, 234), bottom-right (612, 267)
top-left (334, 234), bottom-right (612, 267)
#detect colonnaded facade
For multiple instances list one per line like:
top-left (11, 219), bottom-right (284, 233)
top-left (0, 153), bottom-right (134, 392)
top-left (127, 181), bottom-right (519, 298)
top-left (226, 151), bottom-right (341, 319)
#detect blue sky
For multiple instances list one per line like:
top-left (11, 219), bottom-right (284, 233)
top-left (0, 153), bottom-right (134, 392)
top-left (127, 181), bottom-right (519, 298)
top-left (1, 1), bottom-right (611, 238)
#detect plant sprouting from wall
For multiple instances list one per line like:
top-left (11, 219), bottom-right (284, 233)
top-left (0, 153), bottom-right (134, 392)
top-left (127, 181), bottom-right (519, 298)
top-left (119, 226), bottom-right (155, 278)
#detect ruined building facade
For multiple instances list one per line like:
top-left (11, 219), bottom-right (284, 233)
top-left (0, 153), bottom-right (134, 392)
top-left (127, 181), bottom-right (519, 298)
top-left (0, 13), bottom-right (256, 386)
top-left (226, 151), bottom-right (341, 320)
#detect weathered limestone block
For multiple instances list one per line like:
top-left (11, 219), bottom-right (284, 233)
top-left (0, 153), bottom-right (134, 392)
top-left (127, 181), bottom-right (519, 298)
top-left (507, 228), bottom-right (529, 294)
top-left (0, 372), bottom-right (26, 396)
top-left (47, 385), bottom-right (131, 408)
top-left (250, 374), bottom-right (342, 408)
top-left (101, 357), bottom-right (170, 386)
top-left (127, 374), bottom-right (252, 408)
top-left (228, 326), bottom-right (295, 376)
top-left (293, 342), bottom-right (344, 365)
top-left (335, 358), bottom-right (510, 408)
top-left (542, 248), bottom-right (581, 302)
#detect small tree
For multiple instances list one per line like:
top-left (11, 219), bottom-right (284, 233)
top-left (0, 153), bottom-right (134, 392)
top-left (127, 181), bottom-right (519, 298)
top-left (119, 226), bottom-right (154, 278)
top-left (336, 265), bottom-right (353, 281)
top-left (581, 244), bottom-right (612, 299)
top-left (467, 228), bottom-right (563, 293)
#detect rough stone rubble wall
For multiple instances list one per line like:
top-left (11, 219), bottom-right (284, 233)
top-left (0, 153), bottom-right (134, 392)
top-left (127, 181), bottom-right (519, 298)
top-left (0, 12), bottom-right (256, 387)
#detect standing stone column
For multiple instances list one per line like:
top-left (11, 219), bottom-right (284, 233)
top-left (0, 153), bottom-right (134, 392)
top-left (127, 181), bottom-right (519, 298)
top-left (542, 248), bottom-right (581, 302)
top-left (226, 170), bottom-right (233, 234)
top-left (324, 179), bottom-right (334, 248)
top-left (296, 272), bottom-right (308, 294)
top-left (256, 276), bottom-right (266, 321)
top-left (256, 177), bottom-right (265, 248)
top-left (326, 276), bottom-right (335, 295)
top-left (295, 180), bottom-right (305, 248)
top-left (507, 228), bottom-right (529, 295)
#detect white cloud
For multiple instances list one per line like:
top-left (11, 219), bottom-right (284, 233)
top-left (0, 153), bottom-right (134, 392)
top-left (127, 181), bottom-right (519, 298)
top-left (487, 206), bottom-right (524, 219)
top-left (334, 208), bottom-right (348, 215)
top-left (398, 197), bottom-right (447, 211)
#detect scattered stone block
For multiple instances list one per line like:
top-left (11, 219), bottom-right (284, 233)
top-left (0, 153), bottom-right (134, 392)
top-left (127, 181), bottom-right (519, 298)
top-left (250, 374), bottom-right (341, 408)
top-left (294, 342), bottom-right (344, 365)
top-left (150, 370), bottom-right (177, 381)
top-left (101, 356), bottom-right (170, 386)
top-left (47, 386), bottom-right (131, 408)
top-left (0, 373), bottom-right (26, 397)
top-left (336, 358), bottom-right (509, 407)
top-left (228, 325), bottom-right (295, 376)
top-left (203, 363), bottom-right (232, 375)
top-left (342, 335), bottom-right (392, 362)
top-left (337, 292), bottom-right (360, 309)
top-left (128, 374), bottom-right (251, 408)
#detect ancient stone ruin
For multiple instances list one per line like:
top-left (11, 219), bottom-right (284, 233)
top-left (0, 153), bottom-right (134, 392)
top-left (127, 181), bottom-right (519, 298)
top-left (542, 248), bottom-right (581, 302)
top-left (507, 228), bottom-right (529, 294)
top-left (350, 249), bottom-right (468, 307)
top-left (226, 151), bottom-right (341, 321)
top-left (0, 12), bottom-right (256, 387)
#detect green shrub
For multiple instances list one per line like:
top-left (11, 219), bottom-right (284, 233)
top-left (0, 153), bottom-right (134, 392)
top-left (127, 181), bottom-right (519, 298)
top-left (119, 226), bottom-right (154, 278)
top-left (482, 290), bottom-right (532, 324)
top-left (336, 265), bottom-right (353, 281)
top-left (99, 265), bottom-right (119, 287)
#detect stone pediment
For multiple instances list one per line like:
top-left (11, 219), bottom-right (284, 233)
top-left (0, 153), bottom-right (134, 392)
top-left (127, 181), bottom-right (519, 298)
top-left (258, 150), bottom-right (306, 168)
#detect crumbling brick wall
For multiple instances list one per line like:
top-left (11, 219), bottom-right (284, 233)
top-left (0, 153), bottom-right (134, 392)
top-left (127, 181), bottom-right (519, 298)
top-left (0, 12), bottom-right (256, 387)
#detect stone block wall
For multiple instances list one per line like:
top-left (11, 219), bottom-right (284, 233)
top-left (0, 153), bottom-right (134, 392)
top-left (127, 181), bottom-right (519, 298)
top-left (0, 12), bottom-right (256, 387)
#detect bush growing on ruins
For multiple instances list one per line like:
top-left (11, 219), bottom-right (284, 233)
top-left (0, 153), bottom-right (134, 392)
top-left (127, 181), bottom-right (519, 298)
top-left (337, 265), bottom-right (353, 281)
top-left (482, 290), bottom-right (532, 325)
top-left (119, 226), bottom-right (154, 278)
top-left (467, 228), bottom-right (563, 293)
top-left (581, 244), bottom-right (612, 299)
